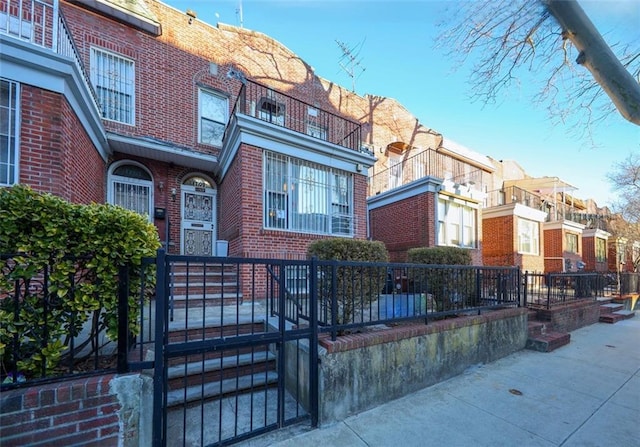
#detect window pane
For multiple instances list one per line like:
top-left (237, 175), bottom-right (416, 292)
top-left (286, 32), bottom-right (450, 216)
top-left (199, 90), bottom-right (227, 146)
top-left (91, 49), bottom-right (134, 124)
top-left (0, 79), bottom-right (17, 186)
top-left (264, 151), bottom-right (352, 235)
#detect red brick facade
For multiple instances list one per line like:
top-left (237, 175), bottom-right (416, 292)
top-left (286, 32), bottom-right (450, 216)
top-left (369, 192), bottom-right (436, 262)
top-left (0, 375), bottom-right (121, 446)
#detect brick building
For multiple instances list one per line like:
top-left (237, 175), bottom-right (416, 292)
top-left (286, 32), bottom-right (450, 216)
top-left (1, 0), bottom-right (633, 273)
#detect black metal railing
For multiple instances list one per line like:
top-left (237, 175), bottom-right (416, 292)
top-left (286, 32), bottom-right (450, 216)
top-left (267, 260), bottom-right (521, 341)
top-left (226, 79), bottom-right (363, 153)
top-left (0, 253), bottom-right (154, 390)
top-left (523, 271), bottom-right (607, 309)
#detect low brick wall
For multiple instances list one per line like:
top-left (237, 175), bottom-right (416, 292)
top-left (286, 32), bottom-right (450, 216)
top-left (534, 299), bottom-right (601, 333)
top-left (0, 373), bottom-right (150, 447)
top-left (316, 307), bottom-right (528, 424)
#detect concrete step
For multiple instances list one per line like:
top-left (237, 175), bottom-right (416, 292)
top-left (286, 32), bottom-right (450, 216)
top-left (600, 303), bottom-right (624, 314)
top-left (526, 331), bottom-right (570, 353)
top-left (167, 350), bottom-right (276, 391)
top-left (600, 310), bottom-right (635, 324)
top-left (166, 371), bottom-right (279, 407)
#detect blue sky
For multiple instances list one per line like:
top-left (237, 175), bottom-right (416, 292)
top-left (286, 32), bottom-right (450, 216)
top-left (164, 0), bottom-right (640, 208)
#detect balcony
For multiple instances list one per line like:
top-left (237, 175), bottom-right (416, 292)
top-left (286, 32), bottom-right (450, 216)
top-left (0, 0), bottom-right (99, 109)
top-left (229, 79), bottom-right (363, 153)
top-left (368, 148), bottom-right (488, 197)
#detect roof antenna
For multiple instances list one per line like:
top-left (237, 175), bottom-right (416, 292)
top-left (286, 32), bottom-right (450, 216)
top-left (236, 0), bottom-right (243, 28)
top-left (336, 39), bottom-right (366, 92)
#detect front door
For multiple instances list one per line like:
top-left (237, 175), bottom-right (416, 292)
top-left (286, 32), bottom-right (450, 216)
top-left (180, 182), bottom-right (216, 256)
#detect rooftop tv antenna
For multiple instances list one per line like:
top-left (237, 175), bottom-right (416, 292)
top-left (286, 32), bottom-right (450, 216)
top-left (336, 39), bottom-right (366, 92)
top-left (236, 0), bottom-right (243, 28)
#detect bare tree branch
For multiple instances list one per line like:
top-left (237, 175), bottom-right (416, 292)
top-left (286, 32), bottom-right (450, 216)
top-left (435, 0), bottom-right (640, 135)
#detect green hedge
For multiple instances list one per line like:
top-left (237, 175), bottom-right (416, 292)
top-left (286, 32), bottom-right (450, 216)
top-left (407, 246), bottom-right (472, 265)
top-left (0, 185), bottom-right (160, 379)
top-left (407, 246), bottom-right (474, 312)
top-left (308, 238), bottom-right (389, 325)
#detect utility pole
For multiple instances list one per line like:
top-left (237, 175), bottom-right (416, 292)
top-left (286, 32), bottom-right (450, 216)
top-left (236, 0), bottom-right (243, 28)
top-left (336, 39), bottom-right (366, 93)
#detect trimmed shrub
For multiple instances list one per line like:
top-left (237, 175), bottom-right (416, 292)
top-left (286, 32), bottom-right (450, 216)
top-left (407, 246), bottom-right (472, 265)
top-left (407, 246), bottom-right (474, 312)
top-left (308, 239), bottom-right (389, 325)
top-left (0, 185), bottom-right (160, 380)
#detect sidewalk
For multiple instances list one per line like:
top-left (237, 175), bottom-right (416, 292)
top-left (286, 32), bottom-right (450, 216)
top-left (240, 315), bottom-right (640, 447)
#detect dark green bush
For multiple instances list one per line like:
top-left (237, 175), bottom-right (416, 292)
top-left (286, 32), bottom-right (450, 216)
top-left (0, 185), bottom-right (160, 379)
top-left (407, 246), bottom-right (472, 265)
top-left (407, 246), bottom-right (474, 312)
top-left (308, 238), bottom-right (389, 325)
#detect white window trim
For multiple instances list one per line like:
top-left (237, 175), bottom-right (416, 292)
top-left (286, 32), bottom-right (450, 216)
top-left (437, 196), bottom-right (477, 249)
top-left (107, 160), bottom-right (153, 222)
top-left (517, 217), bottom-right (540, 255)
top-left (90, 47), bottom-right (136, 125)
top-left (198, 87), bottom-right (228, 147)
top-left (263, 151), bottom-right (354, 236)
top-left (0, 78), bottom-right (20, 186)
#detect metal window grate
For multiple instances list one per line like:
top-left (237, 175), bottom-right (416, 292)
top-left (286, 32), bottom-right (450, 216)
top-left (91, 48), bottom-right (135, 124)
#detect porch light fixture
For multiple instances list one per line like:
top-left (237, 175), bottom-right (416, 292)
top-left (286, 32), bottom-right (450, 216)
top-left (158, 181), bottom-right (164, 192)
top-left (171, 188), bottom-right (177, 201)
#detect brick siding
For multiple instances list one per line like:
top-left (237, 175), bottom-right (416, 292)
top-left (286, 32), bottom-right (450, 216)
top-left (0, 375), bottom-right (120, 447)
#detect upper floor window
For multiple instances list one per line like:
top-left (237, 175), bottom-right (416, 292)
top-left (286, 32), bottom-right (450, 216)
top-left (108, 161), bottom-right (153, 221)
top-left (263, 151), bottom-right (353, 236)
top-left (565, 233), bottom-right (579, 253)
top-left (517, 217), bottom-right (539, 255)
top-left (437, 196), bottom-right (477, 248)
top-left (199, 88), bottom-right (227, 146)
top-left (258, 96), bottom-right (285, 126)
top-left (595, 237), bottom-right (606, 263)
top-left (0, 79), bottom-right (19, 186)
top-left (90, 48), bottom-right (135, 125)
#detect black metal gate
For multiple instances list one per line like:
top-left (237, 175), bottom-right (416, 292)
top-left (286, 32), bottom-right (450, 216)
top-left (151, 250), bottom-right (318, 446)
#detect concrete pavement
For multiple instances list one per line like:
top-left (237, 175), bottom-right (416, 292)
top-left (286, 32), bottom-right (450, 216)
top-left (239, 314), bottom-right (640, 447)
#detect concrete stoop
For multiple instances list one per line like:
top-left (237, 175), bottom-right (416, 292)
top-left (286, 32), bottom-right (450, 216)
top-left (599, 302), bottom-right (636, 324)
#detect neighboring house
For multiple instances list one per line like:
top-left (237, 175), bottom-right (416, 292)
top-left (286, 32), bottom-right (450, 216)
top-left (368, 137), bottom-right (493, 263)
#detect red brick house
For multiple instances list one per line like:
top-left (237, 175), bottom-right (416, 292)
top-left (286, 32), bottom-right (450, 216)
top-left (1, 0), bottom-right (379, 262)
top-left (367, 138), bottom-right (494, 263)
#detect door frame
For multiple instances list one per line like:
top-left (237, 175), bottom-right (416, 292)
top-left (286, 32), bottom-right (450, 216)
top-left (179, 180), bottom-right (217, 255)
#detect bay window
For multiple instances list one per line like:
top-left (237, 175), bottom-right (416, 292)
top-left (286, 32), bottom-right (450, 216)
top-left (264, 151), bottom-right (353, 236)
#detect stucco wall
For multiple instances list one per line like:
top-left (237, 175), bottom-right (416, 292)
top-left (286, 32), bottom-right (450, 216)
top-left (316, 307), bottom-right (528, 424)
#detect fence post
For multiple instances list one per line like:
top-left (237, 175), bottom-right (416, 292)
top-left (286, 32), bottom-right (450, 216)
top-left (117, 265), bottom-right (129, 374)
top-left (331, 260), bottom-right (338, 341)
top-left (153, 248), bottom-right (167, 447)
top-left (309, 256), bottom-right (319, 427)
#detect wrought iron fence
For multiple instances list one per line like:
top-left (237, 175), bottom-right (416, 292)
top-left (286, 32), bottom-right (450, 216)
top-left (268, 260), bottom-right (521, 341)
top-left (523, 271), bottom-right (608, 309)
top-left (0, 253), bottom-right (153, 390)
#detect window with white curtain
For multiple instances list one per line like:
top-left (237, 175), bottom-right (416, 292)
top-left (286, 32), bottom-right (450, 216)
top-left (264, 151), bottom-right (353, 236)
top-left (437, 196), bottom-right (477, 248)
top-left (517, 218), bottom-right (540, 255)
top-left (90, 48), bottom-right (135, 124)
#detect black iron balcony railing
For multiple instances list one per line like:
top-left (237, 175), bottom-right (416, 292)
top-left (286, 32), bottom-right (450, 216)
top-left (228, 79), bottom-right (363, 153)
top-left (368, 147), bottom-right (488, 196)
